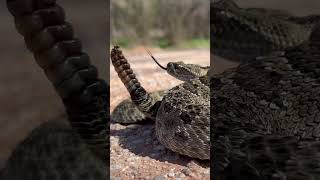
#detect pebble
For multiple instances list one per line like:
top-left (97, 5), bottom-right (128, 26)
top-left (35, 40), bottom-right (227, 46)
top-left (178, 173), bottom-right (186, 178)
top-left (203, 169), bottom-right (210, 175)
top-left (110, 164), bottom-right (122, 171)
top-left (154, 175), bottom-right (166, 180)
top-left (181, 169), bottom-right (192, 176)
top-left (126, 156), bottom-right (138, 162)
top-left (168, 172), bottom-right (175, 177)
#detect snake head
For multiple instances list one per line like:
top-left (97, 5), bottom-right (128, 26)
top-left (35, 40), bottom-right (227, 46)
top-left (167, 61), bottom-right (209, 81)
top-left (145, 48), bottom-right (208, 81)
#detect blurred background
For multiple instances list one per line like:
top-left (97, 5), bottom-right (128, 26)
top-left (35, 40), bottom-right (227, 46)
top-left (111, 0), bottom-right (209, 49)
top-left (0, 0), bottom-right (109, 170)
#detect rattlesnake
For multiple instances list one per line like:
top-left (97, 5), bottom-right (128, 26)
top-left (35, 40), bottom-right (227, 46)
top-left (211, 0), bottom-right (320, 179)
top-left (2, 0), bottom-right (108, 179)
top-left (111, 1), bottom-right (320, 179)
top-left (111, 47), bottom-right (210, 159)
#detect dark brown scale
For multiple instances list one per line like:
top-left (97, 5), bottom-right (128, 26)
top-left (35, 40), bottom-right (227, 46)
top-left (211, 0), bottom-right (319, 63)
top-left (180, 112), bottom-right (192, 124)
top-left (210, 2), bottom-right (320, 178)
top-left (44, 54), bottom-right (91, 86)
top-left (174, 130), bottom-right (189, 141)
top-left (4, 0), bottom-right (108, 179)
top-left (163, 102), bottom-right (172, 113)
top-left (111, 47), bottom-right (160, 117)
top-left (211, 28), bottom-right (320, 180)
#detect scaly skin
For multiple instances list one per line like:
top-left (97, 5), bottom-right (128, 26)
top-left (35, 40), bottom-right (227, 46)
top-left (2, 0), bottom-right (108, 179)
top-left (210, 0), bottom-right (320, 177)
top-left (211, 0), bottom-right (320, 62)
top-left (111, 55), bottom-right (209, 124)
top-left (111, 46), bottom-right (210, 159)
top-left (211, 34), bottom-right (320, 178)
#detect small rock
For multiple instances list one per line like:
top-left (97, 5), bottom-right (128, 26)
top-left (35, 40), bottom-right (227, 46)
top-left (110, 164), bottom-right (122, 171)
top-left (126, 156), bottom-right (138, 162)
top-left (178, 173), bottom-right (186, 178)
top-left (203, 168), bottom-right (210, 175)
top-left (154, 175), bottom-right (166, 180)
top-left (168, 172), bottom-right (175, 177)
top-left (181, 169), bottom-right (192, 176)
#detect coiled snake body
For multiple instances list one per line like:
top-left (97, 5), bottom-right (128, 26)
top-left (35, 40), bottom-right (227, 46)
top-left (2, 0), bottom-right (108, 179)
top-left (111, 48), bottom-right (210, 159)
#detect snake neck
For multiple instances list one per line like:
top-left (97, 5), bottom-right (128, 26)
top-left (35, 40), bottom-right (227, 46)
top-left (111, 46), bottom-right (161, 118)
top-left (7, 0), bottom-right (108, 161)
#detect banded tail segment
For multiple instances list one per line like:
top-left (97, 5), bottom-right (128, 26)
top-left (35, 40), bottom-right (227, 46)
top-left (6, 0), bottom-right (108, 159)
top-left (111, 46), bottom-right (160, 118)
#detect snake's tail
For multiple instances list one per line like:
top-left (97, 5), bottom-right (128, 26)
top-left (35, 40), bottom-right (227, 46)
top-left (111, 46), bottom-right (161, 118)
top-left (6, 0), bottom-right (108, 160)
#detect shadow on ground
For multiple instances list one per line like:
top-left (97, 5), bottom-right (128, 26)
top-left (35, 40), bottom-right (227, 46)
top-left (111, 122), bottom-right (209, 168)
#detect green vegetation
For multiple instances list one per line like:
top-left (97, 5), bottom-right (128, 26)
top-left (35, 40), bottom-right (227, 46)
top-left (111, 38), bottom-right (209, 50)
top-left (177, 38), bottom-right (210, 49)
top-left (155, 38), bottom-right (170, 49)
top-left (113, 38), bottom-right (131, 48)
top-left (111, 0), bottom-right (209, 50)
